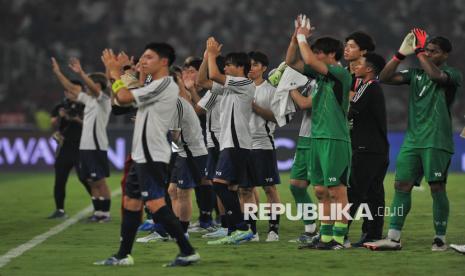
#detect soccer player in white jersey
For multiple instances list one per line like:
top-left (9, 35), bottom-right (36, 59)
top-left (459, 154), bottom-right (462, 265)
top-left (194, 55), bottom-right (230, 238)
top-left (239, 51), bottom-right (282, 242)
top-left (51, 57), bottom-right (112, 222)
top-left (167, 72), bottom-right (209, 236)
top-left (197, 37), bottom-right (255, 244)
top-left (95, 43), bottom-right (199, 267)
top-left (181, 57), bottom-right (218, 231)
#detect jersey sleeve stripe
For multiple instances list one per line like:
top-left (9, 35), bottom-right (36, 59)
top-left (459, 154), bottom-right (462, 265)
top-left (138, 78), bottom-right (171, 103)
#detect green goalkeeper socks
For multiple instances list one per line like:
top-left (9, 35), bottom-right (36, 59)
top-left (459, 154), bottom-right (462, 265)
top-left (432, 191), bottom-right (449, 236)
top-left (389, 190), bottom-right (412, 231)
top-left (289, 185), bottom-right (315, 225)
top-left (333, 222), bottom-right (348, 245)
top-left (320, 223), bottom-right (333, 243)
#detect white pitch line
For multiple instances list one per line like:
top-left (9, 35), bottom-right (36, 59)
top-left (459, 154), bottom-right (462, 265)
top-left (0, 189), bottom-right (121, 268)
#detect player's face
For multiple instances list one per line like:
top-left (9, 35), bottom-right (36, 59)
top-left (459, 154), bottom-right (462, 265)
top-left (139, 49), bottom-right (167, 75)
top-left (344, 40), bottom-right (365, 62)
top-left (424, 43), bottom-right (448, 66)
top-left (224, 62), bottom-right (241, 76)
top-left (182, 66), bottom-right (198, 84)
top-left (353, 57), bottom-right (368, 78)
top-left (248, 60), bottom-right (267, 80)
top-left (313, 49), bottom-right (331, 63)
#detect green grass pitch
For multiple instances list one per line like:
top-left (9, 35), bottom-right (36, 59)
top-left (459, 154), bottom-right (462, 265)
top-left (1, 172), bottom-right (464, 275)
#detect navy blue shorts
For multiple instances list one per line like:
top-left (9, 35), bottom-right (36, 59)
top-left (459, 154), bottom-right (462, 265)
top-left (215, 148), bottom-right (250, 185)
top-left (170, 154), bottom-right (207, 189)
top-left (79, 150), bottom-right (109, 182)
top-left (135, 162), bottom-right (168, 201)
top-left (205, 147), bottom-right (220, 180)
top-left (242, 149), bottom-right (281, 187)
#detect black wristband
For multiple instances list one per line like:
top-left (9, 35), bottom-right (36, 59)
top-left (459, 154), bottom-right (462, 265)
top-left (123, 65), bottom-right (132, 71)
top-left (415, 48), bottom-right (425, 55)
top-left (395, 52), bottom-right (406, 60)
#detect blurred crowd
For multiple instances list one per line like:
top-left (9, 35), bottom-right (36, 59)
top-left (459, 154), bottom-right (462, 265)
top-left (0, 0), bottom-right (464, 130)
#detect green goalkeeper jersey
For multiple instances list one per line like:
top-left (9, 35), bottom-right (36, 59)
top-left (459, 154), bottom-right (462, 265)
top-left (399, 65), bottom-right (462, 153)
top-left (303, 64), bottom-right (352, 142)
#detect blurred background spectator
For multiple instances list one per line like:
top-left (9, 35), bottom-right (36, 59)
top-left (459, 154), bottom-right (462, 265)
top-left (0, 0), bottom-right (463, 130)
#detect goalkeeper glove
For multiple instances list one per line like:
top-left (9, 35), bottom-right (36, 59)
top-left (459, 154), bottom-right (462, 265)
top-left (395, 32), bottom-right (416, 61)
top-left (268, 62), bottom-right (288, 87)
top-left (412, 28), bottom-right (428, 55)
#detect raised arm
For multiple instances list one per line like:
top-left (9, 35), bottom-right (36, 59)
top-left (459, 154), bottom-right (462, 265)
top-left (51, 57), bottom-right (81, 100)
top-left (206, 37), bottom-right (226, 85)
top-left (69, 57), bottom-right (101, 97)
top-left (380, 32), bottom-right (416, 85)
top-left (101, 49), bottom-right (134, 105)
top-left (295, 15), bottom-right (328, 75)
top-left (197, 50), bottom-right (213, 90)
top-left (285, 16), bottom-right (304, 72)
top-left (412, 28), bottom-right (450, 85)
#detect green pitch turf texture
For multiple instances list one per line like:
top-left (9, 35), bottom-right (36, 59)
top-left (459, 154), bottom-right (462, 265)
top-left (1, 172), bottom-right (464, 276)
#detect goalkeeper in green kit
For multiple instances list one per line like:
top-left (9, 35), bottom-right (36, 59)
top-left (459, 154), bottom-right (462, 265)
top-left (364, 28), bottom-right (462, 251)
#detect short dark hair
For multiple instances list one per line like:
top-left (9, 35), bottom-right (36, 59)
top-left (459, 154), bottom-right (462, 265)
top-left (364, 52), bottom-right (386, 76)
top-left (183, 56), bottom-right (202, 70)
top-left (170, 65), bottom-right (182, 75)
top-left (311, 37), bottom-right (344, 61)
top-left (145, 42), bottom-right (176, 66)
top-left (88, 72), bottom-right (108, 90)
top-left (248, 51), bottom-right (269, 67)
top-left (428, 36), bottom-right (452, 53)
top-left (345, 31), bottom-right (376, 52)
top-left (225, 52), bottom-right (251, 75)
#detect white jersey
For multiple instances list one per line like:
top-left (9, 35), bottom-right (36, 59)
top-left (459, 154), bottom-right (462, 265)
top-left (249, 81), bottom-right (277, 150)
top-left (76, 92), bottom-right (111, 151)
top-left (197, 90), bottom-right (222, 149)
top-left (130, 76), bottom-right (178, 164)
top-left (212, 76), bottom-right (255, 150)
top-left (298, 80), bottom-right (315, 138)
top-left (170, 97), bottom-right (208, 157)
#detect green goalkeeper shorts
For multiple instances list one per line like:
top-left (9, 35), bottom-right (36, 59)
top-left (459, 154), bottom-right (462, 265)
top-left (290, 147), bottom-right (311, 182)
top-left (309, 138), bottom-right (351, 187)
top-left (395, 147), bottom-right (452, 185)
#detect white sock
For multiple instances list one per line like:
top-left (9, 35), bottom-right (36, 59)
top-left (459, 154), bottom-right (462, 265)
top-left (387, 229), bottom-right (401, 241)
top-left (305, 223), bottom-right (316, 233)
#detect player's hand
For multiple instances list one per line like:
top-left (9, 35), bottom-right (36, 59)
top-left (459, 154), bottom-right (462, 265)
top-left (118, 51), bottom-right (134, 68)
top-left (184, 78), bottom-right (195, 90)
top-left (51, 57), bottom-right (61, 73)
top-left (68, 57), bottom-right (83, 74)
top-left (206, 37), bottom-right (222, 57)
top-left (412, 28), bottom-right (428, 54)
top-left (296, 14), bottom-right (315, 39)
top-left (398, 32), bottom-right (416, 56)
top-left (102, 49), bottom-right (123, 79)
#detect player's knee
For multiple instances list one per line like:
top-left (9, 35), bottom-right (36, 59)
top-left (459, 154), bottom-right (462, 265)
top-left (168, 184), bottom-right (177, 199)
top-left (429, 182), bottom-right (446, 193)
top-left (263, 185), bottom-right (276, 195)
top-left (124, 196), bottom-right (143, 211)
top-left (314, 186), bottom-right (328, 200)
top-left (394, 181), bottom-right (414, 192)
top-left (239, 187), bottom-right (253, 198)
top-left (145, 198), bottom-right (166, 213)
top-left (290, 179), bottom-right (308, 188)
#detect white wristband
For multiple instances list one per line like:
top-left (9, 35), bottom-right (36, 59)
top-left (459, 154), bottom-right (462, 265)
top-left (297, 34), bottom-right (308, 44)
